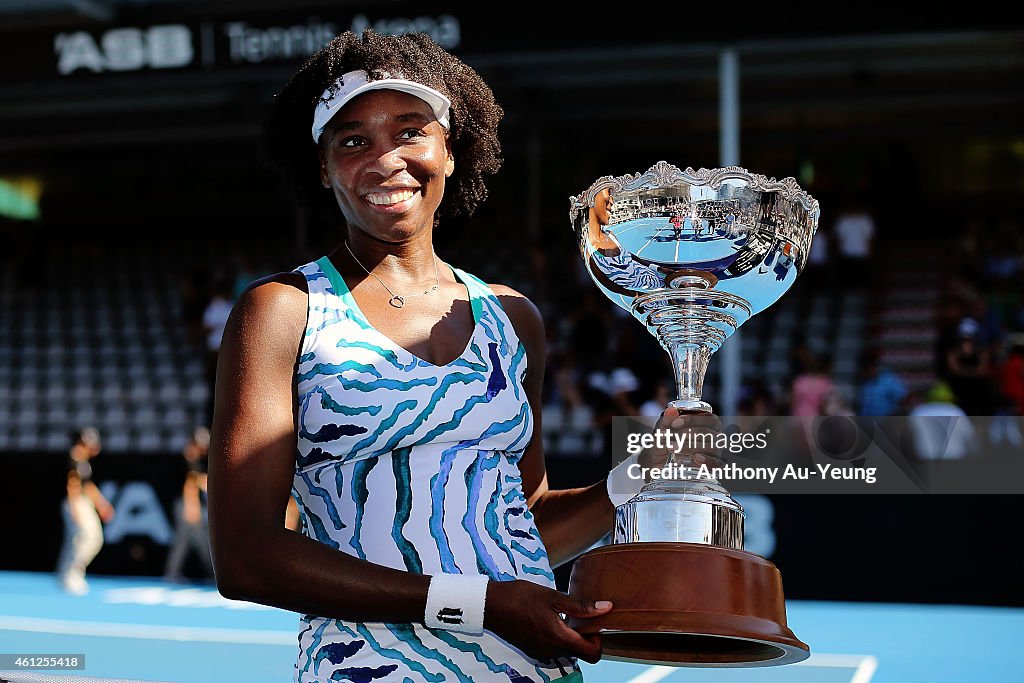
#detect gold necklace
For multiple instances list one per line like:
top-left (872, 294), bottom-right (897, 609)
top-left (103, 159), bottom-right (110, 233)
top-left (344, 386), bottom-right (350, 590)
top-left (344, 241), bottom-right (440, 309)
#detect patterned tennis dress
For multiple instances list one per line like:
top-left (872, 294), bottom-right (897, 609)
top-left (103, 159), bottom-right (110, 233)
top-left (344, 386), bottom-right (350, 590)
top-left (291, 256), bottom-right (581, 682)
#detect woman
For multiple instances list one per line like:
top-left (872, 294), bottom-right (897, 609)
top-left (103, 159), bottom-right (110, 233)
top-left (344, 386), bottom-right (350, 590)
top-left (164, 426), bottom-right (213, 582)
top-left (56, 427), bottom-right (114, 595)
top-left (585, 188), bottom-right (665, 295)
top-left (208, 30), bottom-right (660, 683)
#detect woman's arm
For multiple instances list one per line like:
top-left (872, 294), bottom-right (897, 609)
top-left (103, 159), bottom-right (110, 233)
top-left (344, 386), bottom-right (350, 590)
top-left (493, 287), bottom-right (616, 568)
top-left (83, 480), bottom-right (114, 522)
top-left (182, 473), bottom-right (202, 525)
top-left (66, 473), bottom-right (83, 524)
top-left (207, 274), bottom-right (431, 622)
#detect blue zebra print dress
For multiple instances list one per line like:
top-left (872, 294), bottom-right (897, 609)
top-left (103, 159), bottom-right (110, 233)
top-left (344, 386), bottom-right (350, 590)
top-left (291, 256), bottom-right (581, 683)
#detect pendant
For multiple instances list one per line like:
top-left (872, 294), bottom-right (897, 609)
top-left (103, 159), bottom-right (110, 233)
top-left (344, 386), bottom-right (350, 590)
top-left (389, 295), bottom-right (406, 308)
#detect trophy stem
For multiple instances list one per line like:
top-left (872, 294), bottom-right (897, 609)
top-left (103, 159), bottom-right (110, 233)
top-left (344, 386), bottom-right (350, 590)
top-left (667, 343), bottom-right (713, 413)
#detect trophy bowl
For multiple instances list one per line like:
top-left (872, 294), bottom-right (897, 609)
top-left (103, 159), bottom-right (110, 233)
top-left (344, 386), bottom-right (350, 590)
top-left (569, 161), bottom-right (819, 413)
top-left (566, 162), bottom-right (818, 666)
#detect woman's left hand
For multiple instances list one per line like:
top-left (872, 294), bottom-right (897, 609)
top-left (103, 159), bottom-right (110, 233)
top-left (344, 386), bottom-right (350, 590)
top-left (637, 407), bottom-right (727, 472)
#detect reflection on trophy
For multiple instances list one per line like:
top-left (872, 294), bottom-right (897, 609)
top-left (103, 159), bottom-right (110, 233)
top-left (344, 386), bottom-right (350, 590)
top-left (567, 162), bottom-right (818, 666)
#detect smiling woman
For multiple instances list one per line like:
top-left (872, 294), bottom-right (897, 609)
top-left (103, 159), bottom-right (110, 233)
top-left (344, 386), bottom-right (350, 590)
top-left (262, 30), bottom-right (501, 229)
top-left (207, 29), bottom-right (624, 683)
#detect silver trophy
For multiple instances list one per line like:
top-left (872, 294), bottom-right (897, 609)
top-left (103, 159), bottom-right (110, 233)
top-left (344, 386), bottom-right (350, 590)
top-left (566, 162), bottom-right (818, 666)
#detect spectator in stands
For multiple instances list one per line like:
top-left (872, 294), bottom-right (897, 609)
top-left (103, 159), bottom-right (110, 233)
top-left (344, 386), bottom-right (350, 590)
top-left (789, 353), bottom-right (835, 416)
top-left (164, 426), bottom-right (213, 583)
top-left (607, 366), bottom-right (641, 416)
top-left (857, 348), bottom-right (907, 416)
top-left (833, 193), bottom-right (876, 287)
top-left (202, 277), bottom-right (234, 424)
top-left (907, 382), bottom-right (976, 460)
top-left (821, 388), bottom-right (855, 417)
top-left (965, 298), bottom-right (1002, 349)
top-left (998, 334), bottom-right (1024, 416)
top-left (639, 379), bottom-right (672, 418)
top-left (56, 427), bottom-right (115, 595)
top-left (945, 317), bottom-right (994, 415)
top-left (802, 220), bottom-right (833, 297)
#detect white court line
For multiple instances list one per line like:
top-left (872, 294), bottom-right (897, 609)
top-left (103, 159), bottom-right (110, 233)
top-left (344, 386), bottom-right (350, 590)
top-left (611, 224), bottom-right (645, 235)
top-left (0, 616), bottom-right (294, 645)
top-left (635, 235), bottom-right (658, 258)
top-left (850, 655), bottom-right (879, 683)
top-left (624, 665), bottom-right (676, 683)
top-left (624, 653), bottom-right (878, 683)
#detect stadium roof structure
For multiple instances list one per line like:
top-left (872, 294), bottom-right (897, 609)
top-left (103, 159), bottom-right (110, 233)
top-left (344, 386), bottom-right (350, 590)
top-left (0, 3), bottom-right (1021, 234)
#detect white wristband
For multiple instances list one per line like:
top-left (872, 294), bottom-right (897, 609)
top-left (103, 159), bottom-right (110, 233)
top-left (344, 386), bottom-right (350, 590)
top-left (607, 452), bottom-right (647, 508)
top-left (424, 573), bottom-right (489, 635)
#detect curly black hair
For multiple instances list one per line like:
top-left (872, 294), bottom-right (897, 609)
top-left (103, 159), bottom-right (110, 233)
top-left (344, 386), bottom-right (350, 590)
top-left (262, 30), bottom-right (504, 226)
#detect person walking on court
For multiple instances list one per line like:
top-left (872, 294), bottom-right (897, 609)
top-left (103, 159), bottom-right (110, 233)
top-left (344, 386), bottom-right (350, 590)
top-left (56, 427), bottom-right (114, 595)
top-left (164, 426), bottom-right (213, 582)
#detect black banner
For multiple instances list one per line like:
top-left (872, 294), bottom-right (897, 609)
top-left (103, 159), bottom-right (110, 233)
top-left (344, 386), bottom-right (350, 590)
top-left (2, 451), bottom-right (1021, 605)
top-left (1, 4), bottom-right (1015, 83)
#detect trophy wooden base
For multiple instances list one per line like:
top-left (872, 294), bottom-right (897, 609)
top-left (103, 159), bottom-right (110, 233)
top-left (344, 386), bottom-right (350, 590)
top-left (566, 542), bottom-right (809, 667)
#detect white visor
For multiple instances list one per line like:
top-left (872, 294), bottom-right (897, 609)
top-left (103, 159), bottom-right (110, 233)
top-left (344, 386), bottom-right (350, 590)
top-left (311, 69), bottom-right (451, 143)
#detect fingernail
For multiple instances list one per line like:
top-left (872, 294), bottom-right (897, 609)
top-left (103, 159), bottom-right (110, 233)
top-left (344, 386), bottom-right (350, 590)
top-left (595, 600), bottom-right (612, 609)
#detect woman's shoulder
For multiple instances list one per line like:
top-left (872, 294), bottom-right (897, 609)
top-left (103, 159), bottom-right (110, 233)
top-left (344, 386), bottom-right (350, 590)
top-left (484, 282), bottom-right (545, 354)
top-left (238, 271), bottom-right (308, 308)
top-left (224, 272), bottom-right (309, 347)
top-left (485, 282), bottom-right (539, 320)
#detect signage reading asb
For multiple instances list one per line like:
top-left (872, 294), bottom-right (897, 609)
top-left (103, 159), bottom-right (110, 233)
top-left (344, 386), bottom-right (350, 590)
top-left (55, 25), bottom-right (194, 75)
top-left (52, 14), bottom-right (461, 76)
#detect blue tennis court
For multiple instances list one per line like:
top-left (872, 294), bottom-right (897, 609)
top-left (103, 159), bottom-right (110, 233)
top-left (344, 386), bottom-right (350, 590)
top-left (1, 571), bottom-right (1019, 682)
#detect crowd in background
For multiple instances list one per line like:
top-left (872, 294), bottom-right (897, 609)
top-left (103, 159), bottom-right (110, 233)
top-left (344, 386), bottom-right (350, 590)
top-left (942, 217), bottom-right (1024, 417)
top-left (174, 209), bottom-right (1024, 450)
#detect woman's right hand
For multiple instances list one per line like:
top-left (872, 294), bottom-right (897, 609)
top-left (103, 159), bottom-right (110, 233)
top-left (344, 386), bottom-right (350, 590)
top-left (483, 579), bottom-right (613, 664)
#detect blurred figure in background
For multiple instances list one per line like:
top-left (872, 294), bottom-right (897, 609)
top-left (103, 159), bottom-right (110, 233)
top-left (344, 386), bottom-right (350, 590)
top-left (944, 317), bottom-right (994, 415)
top-left (789, 353), bottom-right (835, 417)
top-left (607, 366), bottom-right (641, 417)
top-left (998, 334), bottom-right (1024, 416)
top-left (907, 382), bottom-right (976, 460)
top-left (804, 220), bottom-right (831, 293)
top-left (164, 426), bottom-right (213, 583)
top-left (857, 348), bottom-right (907, 416)
top-left (833, 192), bottom-right (876, 288)
top-left (56, 427), bottom-right (114, 595)
top-left (202, 277), bottom-right (234, 424)
top-left (639, 379), bottom-right (672, 418)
